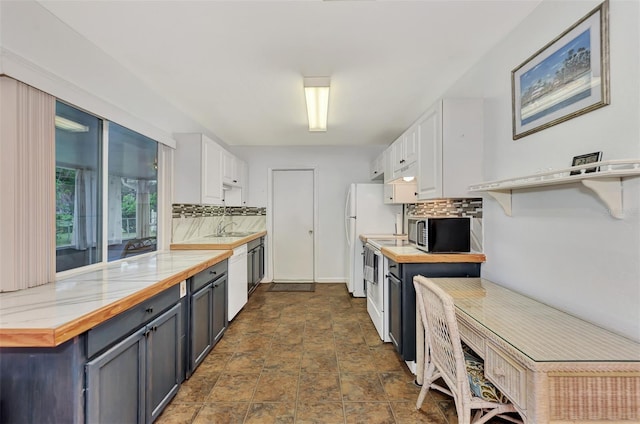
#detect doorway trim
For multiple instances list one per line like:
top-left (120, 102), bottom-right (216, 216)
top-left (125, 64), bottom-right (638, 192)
top-left (266, 167), bottom-right (319, 283)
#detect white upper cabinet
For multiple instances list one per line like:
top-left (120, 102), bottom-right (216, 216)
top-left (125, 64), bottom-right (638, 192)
top-left (417, 98), bottom-right (483, 200)
top-left (403, 126), bottom-right (419, 167)
top-left (369, 150), bottom-right (385, 180)
top-left (384, 144), bottom-right (395, 184)
top-left (383, 182), bottom-right (417, 204)
top-left (223, 160), bottom-right (248, 206)
top-left (390, 126), bottom-right (418, 181)
top-left (416, 104), bottom-right (441, 199)
top-left (222, 150), bottom-right (244, 187)
top-left (174, 133), bottom-right (223, 205)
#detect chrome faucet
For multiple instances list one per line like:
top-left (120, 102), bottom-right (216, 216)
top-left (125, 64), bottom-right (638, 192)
top-left (216, 221), bottom-right (235, 236)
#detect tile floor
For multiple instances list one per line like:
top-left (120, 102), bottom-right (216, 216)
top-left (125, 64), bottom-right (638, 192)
top-left (156, 283), bottom-right (502, 424)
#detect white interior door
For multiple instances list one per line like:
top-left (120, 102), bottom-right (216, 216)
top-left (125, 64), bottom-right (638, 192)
top-left (272, 169), bottom-right (314, 282)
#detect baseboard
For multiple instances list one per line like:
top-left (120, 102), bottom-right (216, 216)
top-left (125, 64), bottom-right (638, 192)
top-left (261, 278), bottom-right (346, 284)
top-left (314, 278), bottom-right (347, 283)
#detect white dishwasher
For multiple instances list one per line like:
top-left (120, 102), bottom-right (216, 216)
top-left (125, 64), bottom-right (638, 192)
top-left (228, 244), bottom-right (248, 321)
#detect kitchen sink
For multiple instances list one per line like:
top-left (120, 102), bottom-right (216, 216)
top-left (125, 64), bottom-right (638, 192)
top-left (223, 231), bottom-right (256, 237)
top-left (206, 231), bottom-right (255, 238)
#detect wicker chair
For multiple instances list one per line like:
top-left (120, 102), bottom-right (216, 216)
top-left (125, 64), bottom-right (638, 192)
top-left (413, 275), bottom-right (522, 424)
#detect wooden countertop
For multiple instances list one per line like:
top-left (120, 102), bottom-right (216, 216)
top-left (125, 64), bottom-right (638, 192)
top-left (0, 250), bottom-right (231, 348)
top-left (381, 246), bottom-right (486, 263)
top-left (360, 233), bottom-right (485, 264)
top-left (170, 231), bottom-right (267, 250)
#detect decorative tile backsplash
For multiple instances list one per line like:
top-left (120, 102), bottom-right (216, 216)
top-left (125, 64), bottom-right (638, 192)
top-left (172, 204), bottom-right (267, 218)
top-left (407, 198), bottom-right (483, 252)
top-left (171, 204), bottom-right (267, 243)
top-left (406, 198), bottom-right (483, 218)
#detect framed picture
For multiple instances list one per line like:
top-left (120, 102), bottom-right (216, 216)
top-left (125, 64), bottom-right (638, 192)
top-left (570, 151), bottom-right (602, 175)
top-left (511, 0), bottom-right (609, 140)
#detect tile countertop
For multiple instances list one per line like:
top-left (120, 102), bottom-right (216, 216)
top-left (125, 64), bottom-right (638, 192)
top-left (360, 233), bottom-right (486, 264)
top-left (170, 230), bottom-right (267, 250)
top-left (0, 250), bottom-right (231, 348)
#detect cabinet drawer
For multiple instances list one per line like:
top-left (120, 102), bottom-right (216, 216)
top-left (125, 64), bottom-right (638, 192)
top-left (458, 320), bottom-right (484, 358)
top-left (191, 261), bottom-right (227, 292)
top-left (87, 285), bottom-right (180, 358)
top-left (484, 342), bottom-right (527, 410)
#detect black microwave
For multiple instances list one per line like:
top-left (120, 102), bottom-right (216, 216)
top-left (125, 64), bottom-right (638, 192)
top-left (407, 217), bottom-right (471, 253)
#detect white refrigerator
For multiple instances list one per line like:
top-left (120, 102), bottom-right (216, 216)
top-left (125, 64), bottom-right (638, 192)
top-left (345, 183), bottom-right (401, 297)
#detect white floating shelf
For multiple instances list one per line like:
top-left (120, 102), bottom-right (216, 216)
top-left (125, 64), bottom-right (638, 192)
top-left (468, 159), bottom-right (640, 219)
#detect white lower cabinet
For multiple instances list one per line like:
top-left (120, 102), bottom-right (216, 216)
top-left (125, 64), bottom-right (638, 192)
top-left (228, 244), bottom-right (248, 320)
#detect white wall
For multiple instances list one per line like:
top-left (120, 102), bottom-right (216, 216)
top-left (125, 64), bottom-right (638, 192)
top-left (232, 146), bottom-right (384, 283)
top-left (445, 0), bottom-right (640, 340)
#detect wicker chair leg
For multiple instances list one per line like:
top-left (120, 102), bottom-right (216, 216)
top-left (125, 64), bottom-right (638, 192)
top-left (473, 406), bottom-right (523, 424)
top-left (415, 383), bottom-right (429, 410)
top-left (416, 361), bottom-right (436, 409)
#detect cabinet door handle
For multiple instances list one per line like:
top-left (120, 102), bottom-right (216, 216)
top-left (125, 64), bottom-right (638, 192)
top-left (145, 307), bottom-right (154, 314)
top-left (210, 270), bottom-right (217, 275)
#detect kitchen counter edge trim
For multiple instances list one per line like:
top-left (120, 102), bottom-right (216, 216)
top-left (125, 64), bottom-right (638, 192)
top-left (380, 247), bottom-right (486, 264)
top-left (0, 250), bottom-right (233, 348)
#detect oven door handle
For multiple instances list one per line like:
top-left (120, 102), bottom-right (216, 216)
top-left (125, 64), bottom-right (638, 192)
top-left (387, 272), bottom-right (401, 285)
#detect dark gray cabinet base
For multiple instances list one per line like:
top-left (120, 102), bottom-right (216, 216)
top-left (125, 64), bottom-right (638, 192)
top-left (247, 237), bottom-right (264, 295)
top-left (0, 287), bottom-right (184, 424)
top-left (0, 337), bottom-right (87, 423)
top-left (86, 300), bottom-right (182, 423)
top-left (188, 260), bottom-right (228, 376)
top-left (86, 327), bottom-right (146, 423)
top-left (387, 260), bottom-right (481, 362)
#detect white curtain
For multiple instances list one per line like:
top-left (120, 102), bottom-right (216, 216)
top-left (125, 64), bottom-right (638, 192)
top-left (0, 77), bottom-right (55, 291)
top-left (73, 170), bottom-right (97, 250)
top-left (137, 180), bottom-right (151, 238)
top-left (107, 176), bottom-right (122, 244)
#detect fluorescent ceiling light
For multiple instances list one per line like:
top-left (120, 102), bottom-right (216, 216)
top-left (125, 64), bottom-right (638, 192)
top-left (304, 77), bottom-right (330, 132)
top-left (402, 176), bottom-right (415, 182)
top-left (55, 116), bottom-right (89, 132)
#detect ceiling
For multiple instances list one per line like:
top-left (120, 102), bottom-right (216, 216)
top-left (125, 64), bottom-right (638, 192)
top-left (39, 0), bottom-right (542, 147)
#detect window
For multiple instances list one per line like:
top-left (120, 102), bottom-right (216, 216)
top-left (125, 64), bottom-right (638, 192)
top-left (55, 102), bottom-right (103, 272)
top-left (55, 101), bottom-right (159, 272)
top-left (108, 123), bottom-right (158, 260)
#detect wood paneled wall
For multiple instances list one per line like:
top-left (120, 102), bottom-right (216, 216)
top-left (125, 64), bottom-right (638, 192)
top-left (0, 76), bottom-right (56, 291)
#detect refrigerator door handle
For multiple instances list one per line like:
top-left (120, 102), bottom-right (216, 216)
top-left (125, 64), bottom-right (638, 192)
top-left (345, 188), bottom-right (352, 246)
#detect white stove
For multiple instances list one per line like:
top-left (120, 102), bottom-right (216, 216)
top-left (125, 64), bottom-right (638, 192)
top-left (363, 237), bottom-right (407, 343)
